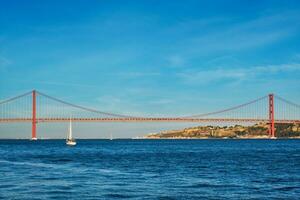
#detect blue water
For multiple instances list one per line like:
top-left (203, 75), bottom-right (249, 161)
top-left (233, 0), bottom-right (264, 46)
top-left (0, 139), bottom-right (300, 199)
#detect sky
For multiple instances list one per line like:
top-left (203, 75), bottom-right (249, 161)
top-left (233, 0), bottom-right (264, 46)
top-left (1, 0), bottom-right (300, 138)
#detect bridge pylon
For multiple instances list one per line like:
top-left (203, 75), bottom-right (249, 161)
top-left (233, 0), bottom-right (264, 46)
top-left (269, 94), bottom-right (275, 138)
top-left (31, 90), bottom-right (37, 140)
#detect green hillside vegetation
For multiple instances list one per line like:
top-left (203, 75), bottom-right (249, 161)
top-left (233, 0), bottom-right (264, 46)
top-left (146, 123), bottom-right (300, 139)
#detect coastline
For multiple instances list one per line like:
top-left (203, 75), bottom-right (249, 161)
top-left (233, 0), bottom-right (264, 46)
top-left (142, 123), bottom-right (300, 140)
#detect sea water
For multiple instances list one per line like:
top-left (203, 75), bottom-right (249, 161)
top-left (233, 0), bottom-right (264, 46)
top-left (0, 139), bottom-right (299, 199)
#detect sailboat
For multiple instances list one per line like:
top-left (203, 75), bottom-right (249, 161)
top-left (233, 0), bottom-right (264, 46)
top-left (66, 119), bottom-right (76, 146)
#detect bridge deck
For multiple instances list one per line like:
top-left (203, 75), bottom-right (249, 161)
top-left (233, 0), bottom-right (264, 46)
top-left (0, 118), bottom-right (299, 124)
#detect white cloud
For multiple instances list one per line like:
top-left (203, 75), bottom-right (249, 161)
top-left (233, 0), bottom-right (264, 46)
top-left (114, 72), bottom-right (161, 78)
top-left (254, 63), bottom-right (300, 73)
top-left (96, 95), bottom-right (121, 106)
top-left (294, 53), bottom-right (300, 60)
top-left (166, 55), bottom-right (185, 67)
top-left (6, 79), bottom-right (100, 88)
top-left (94, 95), bottom-right (146, 117)
top-left (0, 56), bottom-right (12, 71)
top-left (148, 99), bottom-right (174, 105)
top-left (177, 63), bottom-right (300, 85)
top-left (169, 11), bottom-right (300, 57)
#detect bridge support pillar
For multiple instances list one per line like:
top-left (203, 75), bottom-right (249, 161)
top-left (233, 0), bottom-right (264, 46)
top-left (269, 94), bottom-right (275, 138)
top-left (31, 90), bottom-right (37, 140)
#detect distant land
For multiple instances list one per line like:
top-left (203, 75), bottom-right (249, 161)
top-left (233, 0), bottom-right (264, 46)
top-left (144, 123), bottom-right (300, 139)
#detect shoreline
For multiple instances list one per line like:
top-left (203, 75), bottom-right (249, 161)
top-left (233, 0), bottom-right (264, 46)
top-left (1, 136), bottom-right (300, 140)
top-left (140, 137), bottom-right (300, 140)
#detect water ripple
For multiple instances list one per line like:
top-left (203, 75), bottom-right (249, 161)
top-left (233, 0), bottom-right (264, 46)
top-left (0, 139), bottom-right (300, 199)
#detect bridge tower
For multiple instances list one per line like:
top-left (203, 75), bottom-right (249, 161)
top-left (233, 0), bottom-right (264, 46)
top-left (269, 94), bottom-right (275, 138)
top-left (31, 90), bottom-right (37, 140)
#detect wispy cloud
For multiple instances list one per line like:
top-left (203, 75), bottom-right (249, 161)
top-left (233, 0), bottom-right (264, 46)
top-left (165, 55), bottom-right (186, 68)
top-left (95, 95), bottom-right (147, 117)
top-left (0, 56), bottom-right (12, 71)
top-left (6, 70), bottom-right (161, 88)
top-left (113, 72), bottom-right (161, 78)
top-left (169, 11), bottom-right (300, 57)
top-left (96, 95), bottom-right (122, 107)
top-left (294, 53), bottom-right (300, 60)
top-left (254, 63), bottom-right (300, 73)
top-left (6, 79), bottom-right (100, 88)
top-left (148, 99), bottom-right (174, 105)
top-left (177, 63), bottom-right (300, 85)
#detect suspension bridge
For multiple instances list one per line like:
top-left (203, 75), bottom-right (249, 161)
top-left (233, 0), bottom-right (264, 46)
top-left (0, 90), bottom-right (299, 139)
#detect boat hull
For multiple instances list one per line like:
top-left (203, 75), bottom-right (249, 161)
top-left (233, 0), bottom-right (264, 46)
top-left (66, 140), bottom-right (76, 146)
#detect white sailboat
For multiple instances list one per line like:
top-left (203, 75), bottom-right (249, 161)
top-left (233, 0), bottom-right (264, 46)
top-left (66, 119), bottom-right (76, 146)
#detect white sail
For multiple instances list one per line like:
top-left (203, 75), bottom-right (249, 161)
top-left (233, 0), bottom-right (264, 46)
top-left (66, 119), bottom-right (76, 146)
top-left (68, 119), bottom-right (72, 139)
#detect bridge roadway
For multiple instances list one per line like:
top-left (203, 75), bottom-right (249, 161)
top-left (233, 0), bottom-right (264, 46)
top-left (0, 118), bottom-right (299, 124)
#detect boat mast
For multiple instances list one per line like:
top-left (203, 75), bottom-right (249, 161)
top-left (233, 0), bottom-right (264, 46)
top-left (69, 119), bottom-right (72, 139)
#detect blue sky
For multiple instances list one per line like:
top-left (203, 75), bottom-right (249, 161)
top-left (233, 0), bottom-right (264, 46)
top-left (1, 0), bottom-right (300, 118)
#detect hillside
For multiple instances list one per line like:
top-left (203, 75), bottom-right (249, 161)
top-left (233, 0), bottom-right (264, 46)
top-left (145, 123), bottom-right (300, 139)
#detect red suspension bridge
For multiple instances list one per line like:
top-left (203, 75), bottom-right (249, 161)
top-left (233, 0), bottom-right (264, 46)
top-left (0, 90), bottom-right (299, 139)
